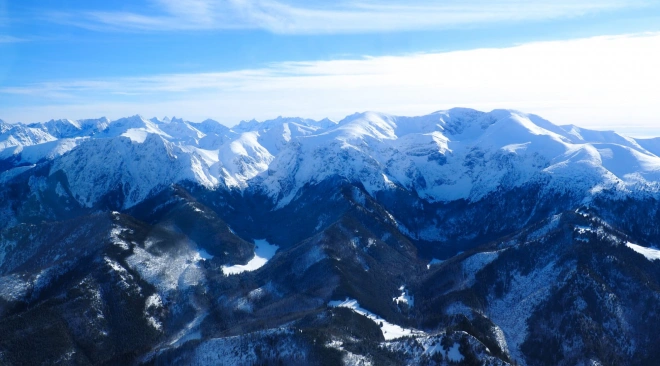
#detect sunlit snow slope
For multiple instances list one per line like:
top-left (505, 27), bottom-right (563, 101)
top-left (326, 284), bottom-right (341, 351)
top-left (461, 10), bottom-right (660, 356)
top-left (2, 109), bottom-right (660, 210)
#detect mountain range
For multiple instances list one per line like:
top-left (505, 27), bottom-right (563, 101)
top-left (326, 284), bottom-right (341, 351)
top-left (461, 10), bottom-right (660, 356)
top-left (2, 108), bottom-right (660, 365)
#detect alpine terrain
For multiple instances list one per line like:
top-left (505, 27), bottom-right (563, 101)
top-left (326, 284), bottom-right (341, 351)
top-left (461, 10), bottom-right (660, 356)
top-left (2, 108), bottom-right (660, 365)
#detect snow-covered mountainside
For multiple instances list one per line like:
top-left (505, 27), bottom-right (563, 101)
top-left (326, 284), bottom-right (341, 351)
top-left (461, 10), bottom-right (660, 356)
top-left (2, 108), bottom-right (660, 365)
top-left (2, 109), bottom-right (660, 210)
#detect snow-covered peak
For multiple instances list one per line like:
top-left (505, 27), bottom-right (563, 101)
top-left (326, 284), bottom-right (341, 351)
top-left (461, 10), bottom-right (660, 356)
top-left (0, 138), bottom-right (82, 166)
top-left (190, 119), bottom-right (230, 135)
top-left (474, 111), bottom-right (569, 152)
top-left (559, 124), bottom-right (646, 151)
top-left (234, 118), bottom-right (259, 131)
top-left (219, 131), bottom-right (274, 188)
top-left (323, 108), bottom-right (492, 142)
top-left (229, 116), bottom-right (329, 156)
top-left (34, 118), bottom-right (81, 138)
top-left (316, 117), bottom-right (338, 129)
top-left (78, 117), bottom-right (111, 132)
top-left (234, 116), bottom-right (319, 133)
top-left (0, 119), bottom-right (11, 134)
top-left (50, 132), bottom-right (220, 208)
top-left (0, 123), bottom-right (57, 150)
top-left (333, 111), bottom-right (398, 141)
top-left (19, 117), bottom-right (111, 139)
top-left (635, 137), bottom-right (660, 158)
top-left (106, 115), bottom-right (157, 131)
top-left (101, 115), bottom-right (172, 143)
top-left (151, 116), bottom-right (173, 123)
top-left (430, 108), bottom-right (492, 136)
top-left (157, 118), bottom-right (204, 145)
top-left (44, 118), bottom-right (80, 129)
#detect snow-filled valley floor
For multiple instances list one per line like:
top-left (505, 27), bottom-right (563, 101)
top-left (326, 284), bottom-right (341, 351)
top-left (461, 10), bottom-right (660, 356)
top-left (221, 239), bottom-right (279, 275)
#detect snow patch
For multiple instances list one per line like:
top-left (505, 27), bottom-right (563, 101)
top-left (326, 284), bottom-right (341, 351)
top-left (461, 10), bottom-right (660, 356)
top-left (124, 243), bottom-right (205, 292)
top-left (103, 257), bottom-right (140, 294)
top-left (427, 258), bottom-right (443, 269)
top-left (393, 286), bottom-right (414, 307)
top-left (110, 227), bottom-right (130, 250)
top-left (328, 298), bottom-right (424, 340)
top-left (196, 248), bottom-right (214, 261)
top-left (222, 239), bottom-right (278, 275)
top-left (447, 343), bottom-right (465, 362)
top-left (144, 293), bottom-right (163, 331)
top-left (121, 128), bottom-right (149, 143)
top-left (382, 173), bottom-right (397, 188)
top-left (626, 242), bottom-right (660, 261)
top-left (575, 225), bottom-right (594, 234)
top-left (343, 351), bottom-right (373, 366)
top-left (492, 325), bottom-right (510, 357)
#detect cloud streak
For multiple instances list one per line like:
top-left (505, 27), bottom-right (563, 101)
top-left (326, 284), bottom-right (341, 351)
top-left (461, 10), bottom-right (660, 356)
top-left (2, 33), bottom-right (660, 135)
top-left (48, 0), bottom-right (649, 34)
top-left (0, 35), bottom-right (26, 43)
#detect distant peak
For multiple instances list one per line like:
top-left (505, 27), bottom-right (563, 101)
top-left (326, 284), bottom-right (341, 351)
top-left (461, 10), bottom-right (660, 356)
top-left (486, 108), bottom-right (522, 118)
top-left (44, 118), bottom-right (73, 124)
top-left (80, 116), bottom-right (109, 123)
top-left (111, 114), bottom-right (144, 123)
top-left (234, 116), bottom-right (318, 131)
top-left (0, 119), bottom-right (10, 134)
top-left (438, 107), bottom-right (481, 115)
top-left (118, 115), bottom-right (147, 122)
top-left (317, 117), bottom-right (337, 127)
top-left (338, 111), bottom-right (386, 124)
top-left (235, 119), bottom-right (260, 131)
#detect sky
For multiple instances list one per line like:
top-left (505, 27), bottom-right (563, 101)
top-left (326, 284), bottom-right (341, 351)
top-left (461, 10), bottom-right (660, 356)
top-left (1, 0), bottom-right (660, 136)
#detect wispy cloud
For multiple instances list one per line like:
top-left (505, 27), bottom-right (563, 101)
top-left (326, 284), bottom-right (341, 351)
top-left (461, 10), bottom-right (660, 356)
top-left (2, 33), bottom-right (660, 135)
top-left (0, 35), bottom-right (26, 43)
top-left (48, 0), bottom-right (649, 34)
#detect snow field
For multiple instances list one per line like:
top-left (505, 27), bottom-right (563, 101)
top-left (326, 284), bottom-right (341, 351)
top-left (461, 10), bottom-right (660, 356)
top-left (222, 239), bottom-right (279, 275)
top-left (328, 298), bottom-right (425, 340)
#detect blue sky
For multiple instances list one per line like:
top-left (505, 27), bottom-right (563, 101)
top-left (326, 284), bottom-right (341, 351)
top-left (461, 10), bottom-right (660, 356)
top-left (1, 0), bottom-right (660, 135)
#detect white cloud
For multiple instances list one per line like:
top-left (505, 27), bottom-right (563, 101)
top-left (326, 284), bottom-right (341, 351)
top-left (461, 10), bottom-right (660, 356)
top-left (2, 33), bottom-right (660, 136)
top-left (52, 0), bottom-right (648, 34)
top-left (0, 35), bottom-right (25, 43)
